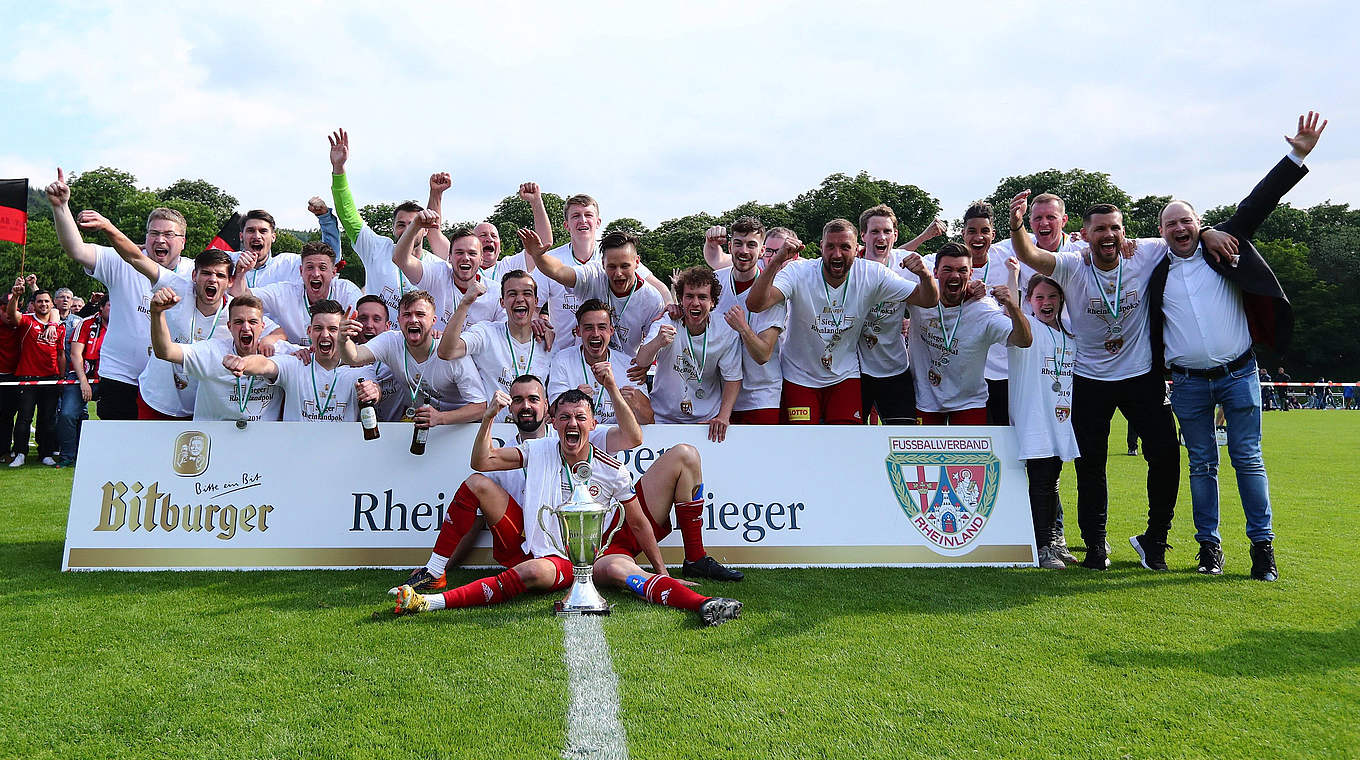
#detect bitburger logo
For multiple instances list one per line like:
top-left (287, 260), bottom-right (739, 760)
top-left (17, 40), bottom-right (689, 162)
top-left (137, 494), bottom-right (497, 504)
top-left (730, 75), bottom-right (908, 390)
top-left (172, 431), bottom-right (211, 477)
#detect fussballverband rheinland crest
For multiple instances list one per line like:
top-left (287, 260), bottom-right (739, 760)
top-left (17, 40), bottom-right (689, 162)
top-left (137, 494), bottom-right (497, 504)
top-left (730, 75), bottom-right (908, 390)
top-left (885, 437), bottom-right (1001, 552)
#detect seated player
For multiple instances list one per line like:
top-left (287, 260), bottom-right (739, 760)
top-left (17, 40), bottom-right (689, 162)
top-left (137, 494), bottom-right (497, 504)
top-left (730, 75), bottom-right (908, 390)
top-left (548, 299), bottom-right (653, 425)
top-left (150, 291), bottom-right (283, 422)
top-left (221, 300), bottom-right (380, 421)
top-left (908, 243), bottom-right (1031, 425)
top-left (521, 228), bottom-right (665, 359)
top-left (232, 241), bottom-right (362, 345)
top-left (631, 266), bottom-right (742, 441)
top-left (437, 269), bottom-right (552, 420)
top-left (392, 388), bottom-right (741, 625)
top-left (393, 211), bottom-right (504, 329)
top-left (338, 290), bottom-right (486, 426)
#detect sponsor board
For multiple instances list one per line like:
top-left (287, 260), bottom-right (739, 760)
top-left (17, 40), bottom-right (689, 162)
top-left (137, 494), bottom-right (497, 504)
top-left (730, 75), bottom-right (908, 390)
top-left (63, 422), bottom-right (1037, 570)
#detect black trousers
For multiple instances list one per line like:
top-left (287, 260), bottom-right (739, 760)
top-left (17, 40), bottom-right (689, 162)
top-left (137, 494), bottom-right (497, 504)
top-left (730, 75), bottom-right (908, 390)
top-left (1025, 456), bottom-right (1063, 547)
top-left (14, 378), bottom-right (59, 458)
top-left (861, 369), bottom-right (917, 424)
top-left (0, 374), bottom-right (17, 456)
top-left (97, 377), bottom-right (140, 421)
top-left (985, 378), bottom-right (1009, 425)
top-left (1071, 370), bottom-right (1179, 545)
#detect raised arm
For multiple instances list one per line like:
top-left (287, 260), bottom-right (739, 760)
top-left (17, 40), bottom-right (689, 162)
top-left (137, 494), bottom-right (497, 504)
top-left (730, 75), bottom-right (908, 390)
top-left (520, 182), bottom-right (554, 249)
top-left (393, 209), bottom-right (438, 283)
top-left (328, 128), bottom-right (365, 246)
top-left (222, 353), bottom-right (280, 381)
top-left (309, 197), bottom-right (342, 261)
top-left (435, 277), bottom-right (485, 360)
top-left (703, 225), bottom-right (732, 270)
top-left (77, 210), bottom-right (159, 282)
top-left (148, 288), bottom-right (186, 364)
top-left (901, 253), bottom-right (940, 308)
top-left (46, 169), bottom-right (99, 271)
top-left (746, 236), bottom-right (803, 313)
top-left (425, 173), bottom-right (451, 260)
top-left (337, 312), bottom-right (377, 366)
top-left (1007, 191), bottom-right (1057, 276)
top-left (6, 280), bottom-right (21, 325)
top-left (632, 321), bottom-right (675, 371)
top-left (517, 228), bottom-right (577, 288)
top-left (993, 284), bottom-right (1032, 348)
top-left (724, 305), bottom-right (776, 364)
top-left (470, 392), bottom-right (525, 472)
top-left (594, 361), bottom-right (642, 451)
top-left (902, 219), bottom-right (947, 253)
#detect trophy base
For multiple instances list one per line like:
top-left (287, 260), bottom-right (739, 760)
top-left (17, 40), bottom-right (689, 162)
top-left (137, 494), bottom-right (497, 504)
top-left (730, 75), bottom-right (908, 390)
top-left (553, 600), bottom-right (612, 617)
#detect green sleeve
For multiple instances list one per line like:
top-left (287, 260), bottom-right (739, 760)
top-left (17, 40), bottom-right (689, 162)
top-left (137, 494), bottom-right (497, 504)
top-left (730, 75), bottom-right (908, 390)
top-left (331, 173), bottom-right (364, 246)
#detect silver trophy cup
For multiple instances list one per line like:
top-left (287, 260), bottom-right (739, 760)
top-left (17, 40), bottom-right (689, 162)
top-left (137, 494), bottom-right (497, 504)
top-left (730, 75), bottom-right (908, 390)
top-left (539, 463), bottom-right (625, 616)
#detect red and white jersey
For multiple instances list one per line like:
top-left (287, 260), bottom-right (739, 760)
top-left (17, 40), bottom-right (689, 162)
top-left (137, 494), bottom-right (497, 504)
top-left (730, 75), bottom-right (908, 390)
top-left (515, 438), bottom-right (635, 560)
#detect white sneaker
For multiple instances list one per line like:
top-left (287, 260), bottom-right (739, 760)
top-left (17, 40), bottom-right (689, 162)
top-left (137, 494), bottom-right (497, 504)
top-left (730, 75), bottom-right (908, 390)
top-left (8, 453), bottom-right (24, 468)
top-left (41, 456), bottom-right (57, 467)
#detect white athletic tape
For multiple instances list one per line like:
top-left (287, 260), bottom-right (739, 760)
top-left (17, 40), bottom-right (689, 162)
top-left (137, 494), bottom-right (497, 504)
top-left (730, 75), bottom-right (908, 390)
top-left (561, 616), bottom-right (629, 760)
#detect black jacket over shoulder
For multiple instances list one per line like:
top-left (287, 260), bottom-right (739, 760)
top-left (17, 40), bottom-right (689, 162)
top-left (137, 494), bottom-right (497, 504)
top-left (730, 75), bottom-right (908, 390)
top-left (1147, 156), bottom-right (1305, 372)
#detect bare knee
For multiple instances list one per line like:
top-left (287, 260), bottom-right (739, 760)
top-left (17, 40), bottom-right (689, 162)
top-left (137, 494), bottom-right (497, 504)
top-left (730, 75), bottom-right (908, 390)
top-left (515, 560), bottom-right (558, 591)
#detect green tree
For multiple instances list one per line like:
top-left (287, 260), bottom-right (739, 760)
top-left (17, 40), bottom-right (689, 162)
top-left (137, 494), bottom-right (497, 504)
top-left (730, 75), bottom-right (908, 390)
top-left (1128, 194), bottom-right (1172, 238)
top-left (159, 179), bottom-right (239, 220)
top-left (359, 203), bottom-right (397, 239)
top-left (643, 213), bottom-right (719, 278)
top-left (486, 192), bottom-right (566, 255)
top-left (788, 172), bottom-right (940, 251)
top-left (984, 168), bottom-right (1133, 238)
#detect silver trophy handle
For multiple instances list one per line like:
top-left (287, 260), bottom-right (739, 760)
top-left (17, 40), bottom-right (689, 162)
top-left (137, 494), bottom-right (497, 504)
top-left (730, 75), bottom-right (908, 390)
top-left (537, 505), bottom-right (567, 557)
top-left (600, 501), bottom-right (627, 549)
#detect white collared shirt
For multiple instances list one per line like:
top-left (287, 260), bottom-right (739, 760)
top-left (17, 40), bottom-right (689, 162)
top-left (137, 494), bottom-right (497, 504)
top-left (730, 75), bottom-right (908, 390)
top-left (1162, 244), bottom-right (1251, 369)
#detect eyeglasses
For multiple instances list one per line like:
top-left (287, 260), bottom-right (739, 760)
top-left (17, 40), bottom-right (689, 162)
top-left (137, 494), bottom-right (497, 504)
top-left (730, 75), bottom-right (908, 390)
top-left (146, 230), bottom-right (185, 240)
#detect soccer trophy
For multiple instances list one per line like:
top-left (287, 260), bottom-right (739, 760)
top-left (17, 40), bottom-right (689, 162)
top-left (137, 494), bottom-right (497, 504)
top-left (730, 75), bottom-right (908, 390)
top-left (539, 462), bottom-right (624, 616)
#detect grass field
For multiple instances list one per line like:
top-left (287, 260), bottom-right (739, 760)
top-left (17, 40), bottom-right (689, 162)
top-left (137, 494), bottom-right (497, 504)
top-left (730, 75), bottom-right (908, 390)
top-left (2, 412), bottom-right (1358, 759)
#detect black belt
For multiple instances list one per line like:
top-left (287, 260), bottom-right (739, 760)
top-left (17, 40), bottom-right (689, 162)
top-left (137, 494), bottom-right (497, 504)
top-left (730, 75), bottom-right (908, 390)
top-left (1170, 349), bottom-right (1254, 380)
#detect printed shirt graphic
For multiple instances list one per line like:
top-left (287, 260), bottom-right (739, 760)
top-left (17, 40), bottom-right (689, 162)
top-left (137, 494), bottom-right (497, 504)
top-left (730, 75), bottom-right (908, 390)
top-left (273, 356), bottom-right (376, 422)
top-left (1049, 239), bottom-right (1168, 380)
top-left (715, 266), bottom-right (787, 411)
top-left (180, 338), bottom-right (283, 422)
top-left (906, 297), bottom-right (1013, 413)
top-left (643, 316), bottom-right (743, 423)
top-left (1007, 315), bottom-right (1079, 461)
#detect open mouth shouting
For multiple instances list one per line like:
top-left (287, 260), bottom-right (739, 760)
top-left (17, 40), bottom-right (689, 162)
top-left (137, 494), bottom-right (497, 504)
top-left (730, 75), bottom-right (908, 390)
top-left (584, 335), bottom-right (607, 358)
top-left (307, 277), bottom-right (326, 297)
top-left (562, 426), bottom-right (584, 450)
top-left (942, 274), bottom-right (967, 303)
top-left (237, 331), bottom-right (255, 351)
top-left (315, 335), bottom-right (335, 356)
top-left (1093, 236), bottom-right (1119, 260)
top-left (510, 301), bottom-right (532, 320)
top-left (150, 241), bottom-right (172, 263)
top-left (202, 282), bottom-right (219, 301)
top-left (404, 322), bottom-right (425, 343)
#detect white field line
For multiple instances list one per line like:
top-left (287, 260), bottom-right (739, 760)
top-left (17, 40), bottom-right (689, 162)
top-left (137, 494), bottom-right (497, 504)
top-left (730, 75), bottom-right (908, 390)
top-left (561, 615), bottom-right (629, 760)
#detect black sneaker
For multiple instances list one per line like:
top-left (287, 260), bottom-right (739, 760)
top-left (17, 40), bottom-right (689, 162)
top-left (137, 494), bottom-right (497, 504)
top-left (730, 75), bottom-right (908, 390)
top-left (682, 555), bottom-right (744, 582)
top-left (1197, 541), bottom-right (1224, 576)
top-left (402, 567), bottom-right (446, 592)
top-left (1129, 534), bottom-right (1169, 571)
top-left (1081, 541), bottom-right (1111, 570)
top-left (1250, 540), bottom-right (1278, 581)
top-left (698, 597), bottom-right (742, 626)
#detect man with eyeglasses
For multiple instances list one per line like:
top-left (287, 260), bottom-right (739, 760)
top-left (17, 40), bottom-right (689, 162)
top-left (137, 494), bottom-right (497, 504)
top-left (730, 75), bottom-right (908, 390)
top-left (45, 168), bottom-right (195, 420)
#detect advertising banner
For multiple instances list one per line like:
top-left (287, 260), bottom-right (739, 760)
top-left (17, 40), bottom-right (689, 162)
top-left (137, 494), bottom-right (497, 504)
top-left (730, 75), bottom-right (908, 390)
top-left (62, 422), bottom-right (1038, 570)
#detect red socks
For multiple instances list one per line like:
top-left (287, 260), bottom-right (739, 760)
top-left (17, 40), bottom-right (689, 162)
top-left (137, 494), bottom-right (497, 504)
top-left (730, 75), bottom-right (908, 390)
top-left (433, 484), bottom-right (480, 558)
top-left (441, 568), bottom-right (527, 608)
top-left (674, 498), bottom-right (707, 563)
top-left (636, 574), bottom-right (707, 611)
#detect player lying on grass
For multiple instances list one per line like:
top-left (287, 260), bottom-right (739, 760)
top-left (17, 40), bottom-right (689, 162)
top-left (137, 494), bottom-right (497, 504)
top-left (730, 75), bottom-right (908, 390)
top-left (391, 388), bottom-right (742, 625)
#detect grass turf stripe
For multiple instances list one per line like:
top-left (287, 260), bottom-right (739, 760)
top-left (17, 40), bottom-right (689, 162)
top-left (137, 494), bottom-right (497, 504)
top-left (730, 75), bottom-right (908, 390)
top-left (561, 615), bottom-right (629, 759)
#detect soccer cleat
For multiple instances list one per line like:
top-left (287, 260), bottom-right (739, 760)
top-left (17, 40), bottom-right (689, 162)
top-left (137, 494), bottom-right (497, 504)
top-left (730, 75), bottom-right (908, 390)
top-left (1037, 545), bottom-right (1066, 570)
top-left (7, 453), bottom-right (24, 468)
top-left (1249, 540), bottom-right (1278, 582)
top-left (391, 585), bottom-right (430, 615)
top-left (1130, 534), bottom-right (1169, 571)
top-left (1081, 541), bottom-right (1111, 570)
top-left (682, 555), bottom-right (744, 582)
top-left (1053, 534), bottom-right (1078, 564)
top-left (402, 567), bottom-right (446, 592)
top-left (698, 597), bottom-right (742, 626)
top-left (1197, 541), bottom-right (1225, 576)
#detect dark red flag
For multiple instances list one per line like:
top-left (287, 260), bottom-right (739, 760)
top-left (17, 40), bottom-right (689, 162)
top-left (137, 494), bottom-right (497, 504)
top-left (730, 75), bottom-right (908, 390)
top-left (205, 212), bottom-right (241, 253)
top-left (0, 178), bottom-right (28, 246)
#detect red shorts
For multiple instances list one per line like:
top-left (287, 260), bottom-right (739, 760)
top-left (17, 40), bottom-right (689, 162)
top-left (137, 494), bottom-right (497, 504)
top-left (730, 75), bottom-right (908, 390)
top-left (492, 497), bottom-right (533, 568)
top-left (540, 555), bottom-right (576, 591)
top-left (731, 408), bottom-right (780, 425)
top-left (137, 393), bottom-right (191, 421)
top-left (916, 407), bottom-right (988, 426)
top-left (601, 489), bottom-right (673, 558)
top-left (782, 379), bottom-right (863, 424)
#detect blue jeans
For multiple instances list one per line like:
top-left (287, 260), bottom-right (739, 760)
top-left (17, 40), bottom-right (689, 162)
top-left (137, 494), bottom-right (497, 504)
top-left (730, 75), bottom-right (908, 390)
top-left (56, 372), bottom-right (89, 462)
top-left (1169, 357), bottom-right (1273, 544)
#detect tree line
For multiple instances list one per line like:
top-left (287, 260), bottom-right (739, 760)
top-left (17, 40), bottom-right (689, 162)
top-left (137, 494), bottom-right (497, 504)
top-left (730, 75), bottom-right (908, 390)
top-left (3, 166), bottom-right (1356, 378)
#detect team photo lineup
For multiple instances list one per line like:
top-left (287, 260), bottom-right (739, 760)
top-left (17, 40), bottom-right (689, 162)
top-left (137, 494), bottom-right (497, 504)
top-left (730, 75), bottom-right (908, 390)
top-left (1, 111), bottom-right (1331, 627)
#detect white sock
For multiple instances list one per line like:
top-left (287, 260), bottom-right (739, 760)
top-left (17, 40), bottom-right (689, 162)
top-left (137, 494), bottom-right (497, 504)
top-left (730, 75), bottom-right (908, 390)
top-left (425, 593), bottom-right (446, 611)
top-left (425, 552), bottom-right (449, 577)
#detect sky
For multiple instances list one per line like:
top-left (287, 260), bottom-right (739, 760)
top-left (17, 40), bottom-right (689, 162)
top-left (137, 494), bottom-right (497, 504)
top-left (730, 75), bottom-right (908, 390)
top-left (2, 0), bottom-right (1358, 232)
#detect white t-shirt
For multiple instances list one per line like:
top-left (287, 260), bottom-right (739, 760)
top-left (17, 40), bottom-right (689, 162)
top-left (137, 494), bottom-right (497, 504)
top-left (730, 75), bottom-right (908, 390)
top-left (180, 339), bottom-right (284, 422)
top-left (907, 297), bottom-right (1014, 413)
top-left (138, 269), bottom-right (232, 417)
top-left (858, 259), bottom-right (920, 379)
top-left (371, 360), bottom-right (406, 422)
top-left (462, 320), bottom-right (553, 421)
top-left (921, 247), bottom-right (1016, 381)
top-left (353, 226), bottom-right (445, 323)
top-left (571, 264), bottom-right (666, 359)
top-left (1008, 315), bottom-right (1079, 461)
top-left (253, 279), bottom-right (363, 345)
top-left (542, 242), bottom-right (659, 354)
top-left (546, 346), bottom-right (647, 424)
top-left (484, 426), bottom-right (612, 506)
top-left (483, 251), bottom-right (552, 305)
top-left (644, 317), bottom-right (743, 423)
top-left (516, 439), bottom-right (635, 560)
top-left (228, 250), bottom-right (337, 290)
top-left (86, 247), bottom-right (194, 385)
top-left (1050, 239), bottom-right (1168, 381)
top-left (272, 356), bottom-right (376, 422)
top-left (772, 258), bottom-right (917, 388)
top-left (364, 330), bottom-right (486, 413)
top-left (715, 267), bottom-right (787, 412)
top-left (414, 262), bottom-right (504, 330)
